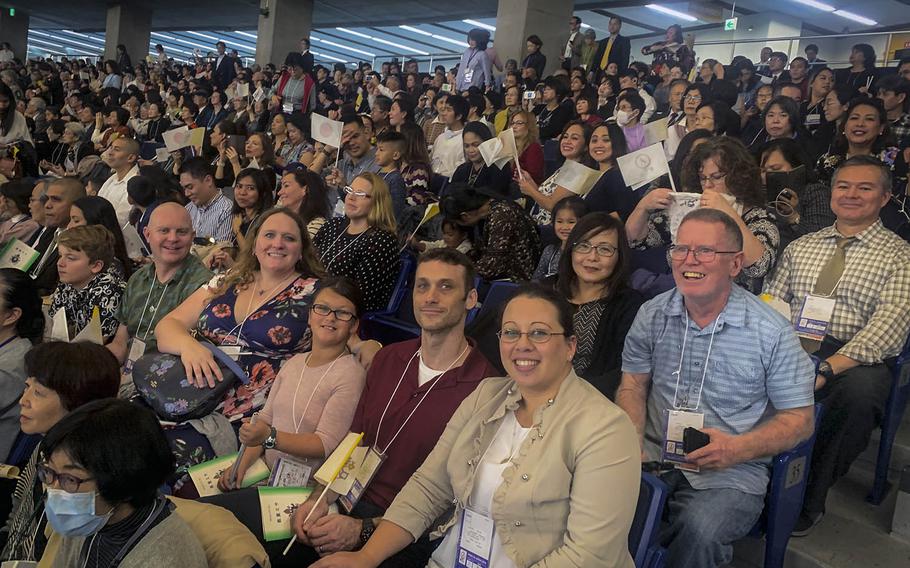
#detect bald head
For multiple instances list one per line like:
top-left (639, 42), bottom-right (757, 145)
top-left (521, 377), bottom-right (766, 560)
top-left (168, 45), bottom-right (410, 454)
top-left (145, 202), bottom-right (195, 267)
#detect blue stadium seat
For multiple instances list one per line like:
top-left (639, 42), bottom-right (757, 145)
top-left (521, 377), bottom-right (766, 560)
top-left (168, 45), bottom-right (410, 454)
top-left (868, 333), bottom-right (910, 504)
top-left (630, 472), bottom-right (669, 568)
top-left (360, 253), bottom-right (420, 344)
top-left (475, 281), bottom-right (519, 321)
top-left (747, 403), bottom-right (823, 568)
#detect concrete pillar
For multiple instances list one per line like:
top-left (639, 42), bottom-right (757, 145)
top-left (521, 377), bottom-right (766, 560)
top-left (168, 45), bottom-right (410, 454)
top-left (494, 0), bottom-right (574, 79)
top-left (104, 3), bottom-right (152, 69)
top-left (256, 0), bottom-right (314, 67)
top-left (0, 8), bottom-right (29, 62)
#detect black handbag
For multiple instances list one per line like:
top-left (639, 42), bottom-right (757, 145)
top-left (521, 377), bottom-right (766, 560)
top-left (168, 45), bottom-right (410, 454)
top-left (133, 341), bottom-right (250, 422)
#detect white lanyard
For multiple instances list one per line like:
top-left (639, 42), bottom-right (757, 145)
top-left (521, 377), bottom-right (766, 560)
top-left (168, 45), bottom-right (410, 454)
top-left (135, 280), bottom-right (170, 341)
top-left (292, 352), bottom-right (344, 434)
top-left (374, 343), bottom-right (470, 456)
top-left (671, 312), bottom-right (720, 411)
top-left (221, 274), bottom-right (296, 346)
top-left (320, 227), bottom-right (369, 271)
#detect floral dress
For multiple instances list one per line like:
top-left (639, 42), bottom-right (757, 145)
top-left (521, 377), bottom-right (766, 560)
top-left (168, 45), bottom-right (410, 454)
top-left (196, 275), bottom-right (318, 420)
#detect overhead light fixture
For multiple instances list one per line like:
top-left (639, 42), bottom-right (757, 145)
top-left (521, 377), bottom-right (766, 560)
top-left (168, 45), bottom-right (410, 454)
top-left (151, 32), bottom-right (176, 40)
top-left (46, 35), bottom-right (102, 51)
top-left (580, 23), bottom-right (592, 29)
top-left (312, 36), bottom-right (376, 57)
top-left (28, 37), bottom-right (65, 49)
top-left (645, 5), bottom-right (698, 22)
top-left (336, 27), bottom-right (429, 55)
top-left (793, 0), bottom-right (835, 11)
top-left (462, 19), bottom-right (496, 32)
top-left (234, 31), bottom-right (258, 40)
top-left (335, 27), bottom-right (372, 40)
top-left (399, 25), bottom-right (467, 48)
top-left (399, 25), bottom-right (432, 37)
top-left (311, 50), bottom-right (347, 63)
top-left (60, 30), bottom-right (104, 43)
top-left (833, 9), bottom-right (877, 25)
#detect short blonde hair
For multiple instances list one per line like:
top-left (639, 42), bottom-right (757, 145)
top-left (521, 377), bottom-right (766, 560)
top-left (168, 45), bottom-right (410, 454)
top-left (58, 225), bottom-right (114, 269)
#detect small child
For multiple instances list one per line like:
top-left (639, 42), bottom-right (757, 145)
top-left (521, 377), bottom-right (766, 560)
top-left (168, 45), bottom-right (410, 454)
top-left (420, 218), bottom-right (473, 255)
top-left (533, 196), bottom-right (589, 280)
top-left (374, 131), bottom-right (407, 221)
top-left (49, 224), bottom-right (126, 343)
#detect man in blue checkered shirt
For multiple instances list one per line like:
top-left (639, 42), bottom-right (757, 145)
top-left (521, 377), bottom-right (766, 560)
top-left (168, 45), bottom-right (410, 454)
top-left (619, 208), bottom-right (816, 568)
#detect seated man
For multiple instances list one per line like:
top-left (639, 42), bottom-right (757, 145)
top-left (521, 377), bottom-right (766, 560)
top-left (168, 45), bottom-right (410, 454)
top-left (308, 115), bottom-right (379, 213)
top-left (108, 202), bottom-right (213, 369)
top-left (618, 208), bottom-right (816, 568)
top-left (763, 155), bottom-right (910, 534)
top-left (286, 249), bottom-right (498, 567)
top-left (97, 136), bottom-right (140, 230)
top-left (28, 177), bottom-right (86, 296)
top-left (429, 94), bottom-right (468, 179)
top-left (179, 157), bottom-right (233, 243)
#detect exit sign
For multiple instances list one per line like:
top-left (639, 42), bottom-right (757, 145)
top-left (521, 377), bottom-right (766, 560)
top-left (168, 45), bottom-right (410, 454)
top-left (725, 17), bottom-right (738, 31)
top-left (8, 8), bottom-right (14, 16)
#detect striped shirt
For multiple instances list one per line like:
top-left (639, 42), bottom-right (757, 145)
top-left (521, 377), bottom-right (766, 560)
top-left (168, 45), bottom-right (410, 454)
top-left (763, 220), bottom-right (910, 364)
top-left (623, 285), bottom-right (815, 495)
top-left (185, 191), bottom-right (233, 242)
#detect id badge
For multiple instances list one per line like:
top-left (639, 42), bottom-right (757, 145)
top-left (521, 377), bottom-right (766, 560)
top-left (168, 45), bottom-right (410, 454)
top-left (339, 447), bottom-right (386, 513)
top-left (124, 338), bottom-right (146, 376)
top-left (805, 113), bottom-right (821, 126)
top-left (455, 508), bottom-right (494, 568)
top-left (663, 410), bottom-right (704, 472)
top-left (219, 345), bottom-right (242, 361)
top-left (268, 456), bottom-right (312, 488)
top-left (282, 102), bottom-right (294, 113)
top-left (463, 69), bottom-right (474, 83)
top-left (794, 294), bottom-right (836, 341)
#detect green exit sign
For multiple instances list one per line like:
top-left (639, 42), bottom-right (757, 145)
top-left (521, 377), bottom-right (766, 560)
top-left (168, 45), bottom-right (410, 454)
top-left (8, 8), bottom-right (14, 17)
top-left (724, 17), bottom-right (738, 31)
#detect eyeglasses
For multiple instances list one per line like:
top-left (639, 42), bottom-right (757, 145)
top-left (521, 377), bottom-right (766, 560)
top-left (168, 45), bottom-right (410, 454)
top-left (684, 95), bottom-right (702, 102)
top-left (698, 172), bottom-right (727, 185)
top-left (668, 245), bottom-right (740, 262)
top-left (511, 120), bottom-right (527, 127)
top-left (497, 328), bottom-right (568, 344)
top-left (311, 303), bottom-right (357, 321)
top-left (343, 186), bottom-right (372, 199)
top-left (572, 241), bottom-right (617, 257)
top-left (37, 464), bottom-right (94, 493)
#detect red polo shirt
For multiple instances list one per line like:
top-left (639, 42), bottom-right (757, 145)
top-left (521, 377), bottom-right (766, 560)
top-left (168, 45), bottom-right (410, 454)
top-left (350, 338), bottom-right (498, 511)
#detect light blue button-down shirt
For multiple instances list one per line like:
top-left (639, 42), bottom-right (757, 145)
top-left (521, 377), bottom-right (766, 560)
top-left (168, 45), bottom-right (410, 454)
top-left (622, 284), bottom-right (815, 495)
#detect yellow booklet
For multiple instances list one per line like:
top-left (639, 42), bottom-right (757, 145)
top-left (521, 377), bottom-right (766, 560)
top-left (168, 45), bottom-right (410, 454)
top-left (188, 453), bottom-right (270, 497)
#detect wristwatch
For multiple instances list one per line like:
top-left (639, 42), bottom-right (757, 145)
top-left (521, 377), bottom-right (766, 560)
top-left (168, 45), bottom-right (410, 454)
top-left (262, 426), bottom-right (278, 449)
top-left (817, 361), bottom-right (836, 382)
top-left (360, 517), bottom-right (376, 546)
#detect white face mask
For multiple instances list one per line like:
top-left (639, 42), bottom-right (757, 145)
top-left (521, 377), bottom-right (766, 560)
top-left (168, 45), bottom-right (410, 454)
top-left (616, 109), bottom-right (635, 126)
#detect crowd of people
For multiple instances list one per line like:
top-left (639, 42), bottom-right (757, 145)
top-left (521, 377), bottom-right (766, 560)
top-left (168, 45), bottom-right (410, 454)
top-left (0, 12), bottom-right (908, 568)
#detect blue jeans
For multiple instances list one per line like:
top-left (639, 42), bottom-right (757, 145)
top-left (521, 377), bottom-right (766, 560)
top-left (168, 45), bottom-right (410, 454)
top-left (659, 470), bottom-right (765, 568)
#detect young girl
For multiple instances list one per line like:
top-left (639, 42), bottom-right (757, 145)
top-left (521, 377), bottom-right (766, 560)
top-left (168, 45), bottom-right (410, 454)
top-left (532, 196), bottom-right (589, 280)
top-left (419, 218), bottom-right (473, 255)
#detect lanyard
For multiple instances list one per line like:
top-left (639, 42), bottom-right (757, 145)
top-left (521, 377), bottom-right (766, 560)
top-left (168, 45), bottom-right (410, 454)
top-left (292, 352), bottom-right (345, 434)
top-left (672, 312), bottom-right (720, 411)
top-left (221, 274), bottom-right (297, 346)
top-left (135, 280), bottom-right (170, 341)
top-left (319, 226), bottom-right (369, 271)
top-left (374, 343), bottom-right (470, 456)
top-left (0, 335), bottom-right (16, 351)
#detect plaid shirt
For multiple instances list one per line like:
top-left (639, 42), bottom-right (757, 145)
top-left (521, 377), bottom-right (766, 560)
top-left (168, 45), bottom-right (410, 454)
top-left (892, 113), bottom-right (910, 150)
top-left (763, 220), bottom-right (910, 364)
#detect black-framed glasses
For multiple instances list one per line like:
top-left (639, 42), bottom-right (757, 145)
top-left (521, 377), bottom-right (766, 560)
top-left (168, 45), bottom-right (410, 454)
top-left (37, 464), bottom-right (94, 493)
top-left (311, 303), bottom-right (357, 321)
top-left (668, 245), bottom-right (740, 262)
top-left (698, 172), bottom-right (727, 185)
top-left (497, 328), bottom-right (568, 344)
top-left (572, 241), bottom-right (617, 257)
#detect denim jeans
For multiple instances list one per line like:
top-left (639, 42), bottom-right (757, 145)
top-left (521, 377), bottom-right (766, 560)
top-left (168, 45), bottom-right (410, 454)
top-left (659, 469), bottom-right (765, 568)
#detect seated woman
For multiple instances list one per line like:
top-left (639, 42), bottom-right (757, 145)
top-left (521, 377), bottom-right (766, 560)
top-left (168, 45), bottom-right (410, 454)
top-left (451, 122), bottom-right (513, 199)
top-left (811, 84), bottom-right (855, 157)
top-left (0, 268), bottom-right (43, 461)
top-left (518, 120), bottom-right (594, 225)
top-left (68, 195), bottom-right (133, 278)
top-left (155, 207), bottom-right (324, 421)
top-left (508, 110), bottom-right (545, 185)
top-left (308, 285), bottom-right (640, 568)
top-left (211, 119), bottom-right (240, 188)
top-left (276, 113), bottom-right (315, 168)
top-left (226, 133), bottom-right (277, 192)
top-left (313, 173), bottom-right (400, 312)
top-left (666, 83), bottom-right (713, 160)
top-left (39, 399), bottom-right (207, 567)
top-left (48, 225), bottom-right (126, 343)
top-left (441, 183), bottom-right (540, 282)
top-left (575, 90), bottom-right (602, 126)
top-left (740, 83), bottom-right (773, 147)
top-left (532, 196), bottom-right (587, 280)
top-left (760, 138), bottom-right (834, 235)
top-left (693, 101), bottom-right (731, 136)
top-left (1, 341), bottom-right (120, 563)
top-left (615, 89), bottom-right (647, 152)
top-left (550, 213), bottom-right (644, 398)
top-left (0, 180), bottom-right (39, 246)
top-left (626, 136), bottom-right (780, 294)
top-left (584, 123), bottom-right (639, 220)
top-left (206, 167), bottom-right (274, 272)
top-left (277, 164), bottom-right (331, 239)
top-left (748, 96), bottom-right (817, 160)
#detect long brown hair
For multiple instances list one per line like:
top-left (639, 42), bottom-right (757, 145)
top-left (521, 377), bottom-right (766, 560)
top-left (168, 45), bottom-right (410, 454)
top-left (510, 110), bottom-right (539, 155)
top-left (212, 207), bottom-right (325, 296)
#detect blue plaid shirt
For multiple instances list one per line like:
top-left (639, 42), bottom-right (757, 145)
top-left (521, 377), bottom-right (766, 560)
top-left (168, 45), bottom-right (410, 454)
top-left (185, 191), bottom-right (233, 242)
top-left (622, 285), bottom-right (815, 495)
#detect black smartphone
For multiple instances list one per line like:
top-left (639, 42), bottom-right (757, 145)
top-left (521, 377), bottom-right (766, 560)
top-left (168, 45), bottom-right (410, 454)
top-left (683, 427), bottom-right (710, 454)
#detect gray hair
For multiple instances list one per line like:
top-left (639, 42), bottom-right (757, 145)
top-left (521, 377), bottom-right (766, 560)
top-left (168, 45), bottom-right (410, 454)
top-left (678, 208), bottom-right (744, 251)
top-left (831, 154), bottom-right (892, 194)
top-left (64, 121), bottom-right (84, 136)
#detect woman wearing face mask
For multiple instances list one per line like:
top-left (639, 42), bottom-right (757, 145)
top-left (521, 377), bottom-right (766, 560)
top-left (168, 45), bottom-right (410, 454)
top-left (1, 341), bottom-right (120, 564)
top-left (615, 89), bottom-right (647, 151)
top-left (812, 84), bottom-right (856, 155)
top-left (451, 122), bottom-right (513, 199)
top-left (519, 120), bottom-right (594, 225)
top-left (38, 398), bottom-right (207, 567)
top-left (626, 136), bottom-right (780, 293)
top-left (277, 164), bottom-right (331, 238)
top-left (802, 67), bottom-right (834, 134)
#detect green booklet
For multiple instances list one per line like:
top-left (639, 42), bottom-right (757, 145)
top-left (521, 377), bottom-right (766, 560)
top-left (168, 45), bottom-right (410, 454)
top-left (258, 486), bottom-right (313, 541)
top-left (187, 452), bottom-right (270, 497)
top-left (0, 238), bottom-right (39, 271)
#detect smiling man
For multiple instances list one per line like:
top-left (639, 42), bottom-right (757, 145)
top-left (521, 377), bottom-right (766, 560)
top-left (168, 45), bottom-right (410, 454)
top-left (107, 202), bottom-right (212, 365)
top-left (763, 155), bottom-right (910, 535)
top-left (617, 208), bottom-right (816, 568)
top-left (179, 157), bottom-right (233, 242)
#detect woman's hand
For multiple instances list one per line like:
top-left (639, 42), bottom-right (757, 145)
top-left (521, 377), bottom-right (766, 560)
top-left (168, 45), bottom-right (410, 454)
top-left (291, 494), bottom-right (330, 545)
top-left (216, 460), bottom-right (246, 492)
top-left (700, 190), bottom-right (738, 218)
top-left (517, 175), bottom-right (539, 197)
top-left (239, 417), bottom-right (271, 446)
top-left (225, 146), bottom-right (241, 166)
top-left (350, 338), bottom-right (382, 370)
top-left (180, 339), bottom-right (223, 388)
top-left (639, 187), bottom-right (673, 212)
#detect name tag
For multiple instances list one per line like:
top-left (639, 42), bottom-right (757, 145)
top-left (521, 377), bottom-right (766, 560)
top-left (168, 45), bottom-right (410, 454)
top-left (268, 456), bottom-right (312, 488)
top-left (219, 345), bottom-right (242, 361)
top-left (805, 113), bottom-right (821, 126)
top-left (124, 338), bottom-right (147, 376)
top-left (794, 294), bottom-right (836, 341)
top-left (339, 447), bottom-right (385, 513)
top-left (282, 102), bottom-right (294, 113)
top-left (456, 508), bottom-right (494, 568)
top-left (463, 69), bottom-right (474, 83)
top-left (663, 410), bottom-right (704, 472)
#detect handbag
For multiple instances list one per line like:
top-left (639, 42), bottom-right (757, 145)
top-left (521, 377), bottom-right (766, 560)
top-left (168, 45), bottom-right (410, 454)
top-left (133, 341), bottom-right (250, 422)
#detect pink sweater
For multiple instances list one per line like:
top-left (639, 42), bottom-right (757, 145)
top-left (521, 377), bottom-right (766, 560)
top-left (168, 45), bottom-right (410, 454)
top-left (259, 352), bottom-right (365, 471)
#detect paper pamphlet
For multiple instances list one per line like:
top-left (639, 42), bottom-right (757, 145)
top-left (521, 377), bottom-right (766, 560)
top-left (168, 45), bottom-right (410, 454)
top-left (328, 446), bottom-right (367, 495)
top-left (643, 118), bottom-right (669, 147)
top-left (258, 486), bottom-right (313, 541)
top-left (0, 239), bottom-right (39, 271)
top-left (48, 309), bottom-right (69, 342)
top-left (760, 293), bottom-right (793, 321)
top-left (617, 143), bottom-right (670, 189)
top-left (315, 432), bottom-right (363, 487)
top-left (666, 192), bottom-right (741, 240)
top-left (478, 128), bottom-right (518, 169)
top-left (188, 453), bottom-right (271, 497)
top-left (552, 159), bottom-right (602, 197)
top-left (72, 306), bottom-right (103, 345)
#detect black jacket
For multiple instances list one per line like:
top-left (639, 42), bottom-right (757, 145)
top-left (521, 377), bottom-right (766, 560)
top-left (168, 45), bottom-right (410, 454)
top-left (592, 35), bottom-right (631, 79)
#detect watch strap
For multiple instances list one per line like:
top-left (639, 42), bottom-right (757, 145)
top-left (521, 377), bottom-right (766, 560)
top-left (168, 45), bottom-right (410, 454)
top-left (359, 517), bottom-right (376, 546)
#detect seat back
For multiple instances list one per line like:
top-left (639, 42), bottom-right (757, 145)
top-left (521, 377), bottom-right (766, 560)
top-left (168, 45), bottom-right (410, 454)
top-left (6, 431), bottom-right (40, 467)
top-left (477, 281), bottom-right (519, 320)
top-left (630, 472), bottom-right (669, 568)
top-left (868, 332), bottom-right (910, 504)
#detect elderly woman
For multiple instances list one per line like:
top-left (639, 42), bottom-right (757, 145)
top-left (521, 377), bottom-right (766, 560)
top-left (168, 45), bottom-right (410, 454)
top-left (310, 284), bottom-right (640, 568)
top-left (39, 399), bottom-right (207, 566)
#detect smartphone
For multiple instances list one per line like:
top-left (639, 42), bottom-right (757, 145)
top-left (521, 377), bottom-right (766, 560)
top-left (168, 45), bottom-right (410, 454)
top-left (683, 427), bottom-right (710, 454)
top-left (523, 90), bottom-right (536, 100)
